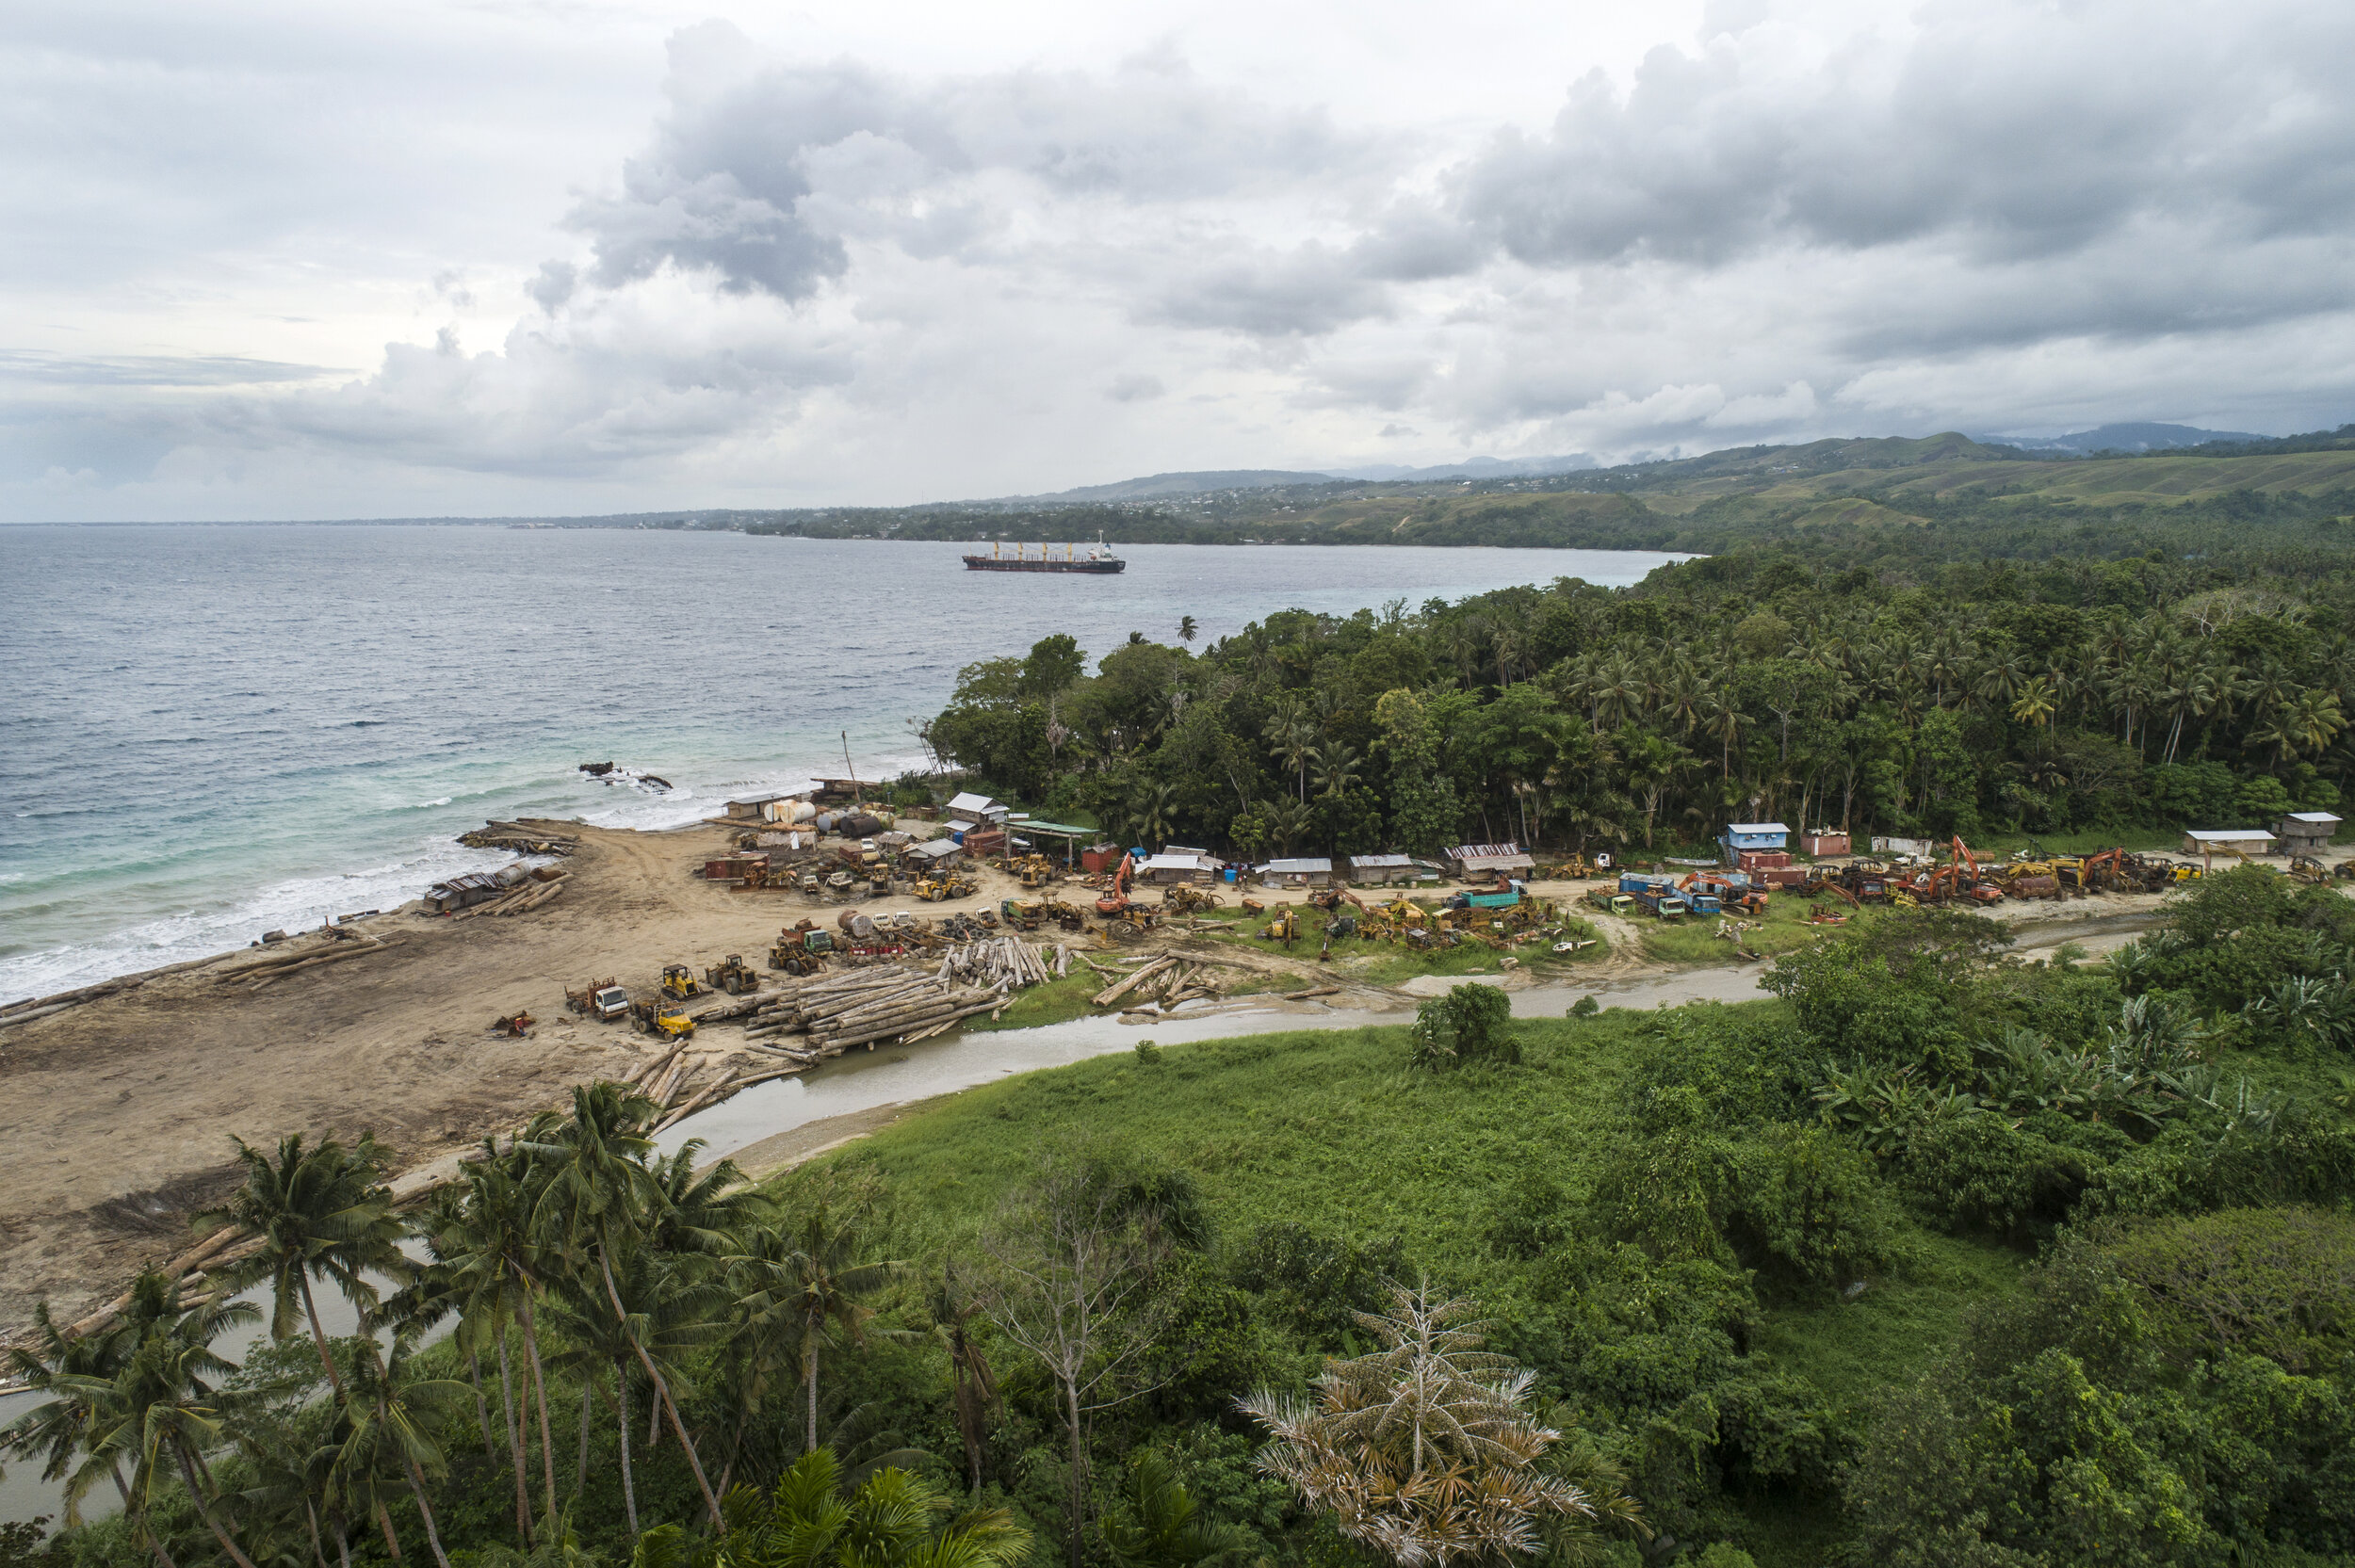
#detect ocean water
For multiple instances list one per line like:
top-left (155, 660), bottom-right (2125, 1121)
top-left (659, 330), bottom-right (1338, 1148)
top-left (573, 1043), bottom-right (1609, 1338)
top-left (0, 525), bottom-right (1684, 999)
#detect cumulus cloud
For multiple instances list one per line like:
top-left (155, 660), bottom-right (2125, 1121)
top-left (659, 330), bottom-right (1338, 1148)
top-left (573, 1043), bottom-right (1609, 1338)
top-left (8, 0), bottom-right (2355, 518)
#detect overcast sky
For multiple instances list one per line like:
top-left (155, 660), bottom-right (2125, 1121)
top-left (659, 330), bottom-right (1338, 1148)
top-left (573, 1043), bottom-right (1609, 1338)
top-left (4, 0), bottom-right (2351, 520)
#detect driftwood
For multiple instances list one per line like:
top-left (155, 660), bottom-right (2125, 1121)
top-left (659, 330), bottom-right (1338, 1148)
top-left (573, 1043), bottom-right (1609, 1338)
top-left (1283, 986), bottom-right (1342, 1000)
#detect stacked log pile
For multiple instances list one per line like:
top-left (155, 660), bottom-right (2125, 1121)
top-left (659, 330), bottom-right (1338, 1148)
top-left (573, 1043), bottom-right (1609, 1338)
top-left (1090, 954), bottom-right (1226, 1012)
top-left (460, 821), bottom-right (579, 855)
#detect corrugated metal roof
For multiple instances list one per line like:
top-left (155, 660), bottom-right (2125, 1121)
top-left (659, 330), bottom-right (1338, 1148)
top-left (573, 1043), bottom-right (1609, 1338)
top-left (1446, 843), bottom-right (1522, 859)
top-left (1727, 822), bottom-right (1791, 834)
top-left (947, 792), bottom-right (1001, 812)
top-left (1140, 852), bottom-right (1213, 871)
top-left (2286, 812), bottom-right (2343, 824)
top-left (2187, 829), bottom-right (2274, 840)
top-left (1259, 857), bottom-right (1334, 874)
top-left (1349, 853), bottom-right (1416, 868)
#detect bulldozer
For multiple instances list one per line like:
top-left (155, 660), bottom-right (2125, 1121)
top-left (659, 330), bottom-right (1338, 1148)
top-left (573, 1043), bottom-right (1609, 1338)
top-left (1260, 905), bottom-right (1300, 946)
top-left (659, 963), bottom-right (704, 1000)
top-left (703, 954), bottom-right (759, 995)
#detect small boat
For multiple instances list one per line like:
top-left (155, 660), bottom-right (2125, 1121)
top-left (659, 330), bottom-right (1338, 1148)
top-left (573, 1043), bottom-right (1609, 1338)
top-left (964, 531), bottom-right (1125, 574)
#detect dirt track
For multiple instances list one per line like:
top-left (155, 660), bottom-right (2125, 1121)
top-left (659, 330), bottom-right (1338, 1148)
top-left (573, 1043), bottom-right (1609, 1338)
top-left (0, 826), bottom-right (2201, 1345)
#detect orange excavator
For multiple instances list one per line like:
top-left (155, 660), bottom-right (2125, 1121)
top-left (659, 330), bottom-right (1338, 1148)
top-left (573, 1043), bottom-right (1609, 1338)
top-left (1951, 837), bottom-right (2006, 905)
top-left (1095, 852), bottom-right (1137, 917)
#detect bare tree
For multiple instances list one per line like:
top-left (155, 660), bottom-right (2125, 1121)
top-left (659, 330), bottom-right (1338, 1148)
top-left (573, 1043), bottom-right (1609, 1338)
top-left (977, 1157), bottom-right (1176, 1568)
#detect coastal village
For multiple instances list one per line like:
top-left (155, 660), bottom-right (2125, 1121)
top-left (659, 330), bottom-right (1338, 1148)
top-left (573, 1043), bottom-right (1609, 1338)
top-left (3, 767), bottom-right (2344, 1355)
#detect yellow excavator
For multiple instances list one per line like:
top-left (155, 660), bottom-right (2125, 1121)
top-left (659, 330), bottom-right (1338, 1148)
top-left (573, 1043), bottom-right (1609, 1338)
top-left (1261, 905), bottom-right (1300, 946)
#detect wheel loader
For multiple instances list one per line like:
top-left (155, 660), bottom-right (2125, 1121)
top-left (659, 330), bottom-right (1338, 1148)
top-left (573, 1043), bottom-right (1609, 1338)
top-left (703, 954), bottom-right (759, 994)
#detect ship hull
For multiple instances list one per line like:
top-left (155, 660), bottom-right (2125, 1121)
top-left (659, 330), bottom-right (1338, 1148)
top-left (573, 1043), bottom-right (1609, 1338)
top-left (962, 556), bottom-right (1125, 573)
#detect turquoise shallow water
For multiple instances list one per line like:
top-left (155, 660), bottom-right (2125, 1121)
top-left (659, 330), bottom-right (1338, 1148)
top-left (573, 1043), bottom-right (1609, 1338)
top-left (0, 525), bottom-right (1684, 998)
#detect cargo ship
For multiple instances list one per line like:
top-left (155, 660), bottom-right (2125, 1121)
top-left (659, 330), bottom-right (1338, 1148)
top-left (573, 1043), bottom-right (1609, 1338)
top-left (963, 532), bottom-right (1126, 574)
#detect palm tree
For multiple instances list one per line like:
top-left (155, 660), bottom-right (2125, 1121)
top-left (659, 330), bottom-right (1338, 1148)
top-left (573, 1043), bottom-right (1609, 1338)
top-left (745, 1192), bottom-right (902, 1454)
top-left (201, 1132), bottom-right (409, 1403)
top-left (1129, 780), bottom-right (1179, 850)
top-left (332, 1329), bottom-right (467, 1568)
top-left (1178, 615), bottom-right (1198, 646)
top-left (544, 1237), bottom-right (723, 1535)
top-left (1619, 732), bottom-right (1690, 849)
top-left (430, 1136), bottom-right (558, 1538)
top-left (1242, 1281), bottom-right (1591, 1567)
top-left (103, 1279), bottom-right (267, 1568)
top-left (927, 1261), bottom-right (1001, 1497)
top-left (2009, 676), bottom-right (2058, 755)
top-left (722, 1448), bottom-right (1031, 1568)
top-left (4, 1288), bottom-right (181, 1568)
top-left (520, 1084), bottom-right (724, 1528)
top-left (1102, 1450), bottom-right (1252, 1568)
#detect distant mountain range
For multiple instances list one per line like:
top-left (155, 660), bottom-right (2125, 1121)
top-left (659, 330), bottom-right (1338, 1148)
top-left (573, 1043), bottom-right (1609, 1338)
top-left (1976, 422), bottom-right (2265, 454)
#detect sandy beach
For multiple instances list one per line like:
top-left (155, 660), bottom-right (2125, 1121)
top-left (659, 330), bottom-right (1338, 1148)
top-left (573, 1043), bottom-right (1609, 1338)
top-left (0, 821), bottom-right (2185, 1345)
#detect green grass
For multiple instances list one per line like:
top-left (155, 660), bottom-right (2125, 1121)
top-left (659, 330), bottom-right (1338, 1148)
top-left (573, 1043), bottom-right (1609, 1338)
top-left (966, 965), bottom-right (1106, 1030)
top-left (1753, 1229), bottom-right (2026, 1411)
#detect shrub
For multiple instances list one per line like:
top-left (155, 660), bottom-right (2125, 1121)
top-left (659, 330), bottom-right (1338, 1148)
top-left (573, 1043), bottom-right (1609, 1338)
top-left (1409, 982), bottom-right (1518, 1068)
top-left (1897, 1114), bottom-right (2092, 1235)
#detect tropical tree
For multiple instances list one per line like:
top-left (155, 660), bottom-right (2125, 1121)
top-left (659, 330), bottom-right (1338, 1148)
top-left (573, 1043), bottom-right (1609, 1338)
top-left (1101, 1450), bottom-right (1253, 1568)
top-left (1242, 1281), bottom-right (1592, 1568)
top-left (201, 1131), bottom-right (409, 1402)
top-left (429, 1134), bottom-right (560, 1537)
top-left (330, 1329), bottom-right (467, 1568)
top-left (721, 1448), bottom-right (1032, 1568)
top-left (739, 1188), bottom-right (902, 1456)
top-left (520, 1084), bottom-right (724, 1528)
top-left (927, 1262), bottom-right (1002, 1498)
top-left (3, 1286), bottom-right (182, 1567)
top-left (1178, 616), bottom-right (1198, 647)
top-left (106, 1279), bottom-right (268, 1568)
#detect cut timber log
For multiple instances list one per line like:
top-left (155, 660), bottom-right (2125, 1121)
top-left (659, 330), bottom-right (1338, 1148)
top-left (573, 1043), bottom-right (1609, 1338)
top-left (242, 940), bottom-right (404, 990)
top-left (1283, 986), bottom-right (1341, 1000)
top-left (1091, 956), bottom-right (1177, 1008)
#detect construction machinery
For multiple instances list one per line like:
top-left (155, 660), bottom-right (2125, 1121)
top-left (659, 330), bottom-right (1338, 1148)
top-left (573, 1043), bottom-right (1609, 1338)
top-left (1261, 905), bottom-right (1300, 946)
top-left (565, 977), bottom-right (626, 1020)
top-left (915, 871), bottom-right (977, 902)
top-left (1008, 852), bottom-right (1060, 889)
top-left (629, 998), bottom-right (695, 1040)
top-left (1163, 884), bottom-right (1227, 914)
top-left (1038, 897), bottom-right (1091, 931)
top-left (659, 963), bottom-right (704, 1000)
top-left (704, 954), bottom-right (760, 995)
top-left (1095, 852), bottom-right (1137, 915)
top-left (490, 1009), bottom-right (536, 1037)
top-left (1586, 887), bottom-right (1636, 916)
top-left (1000, 897), bottom-right (1045, 931)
